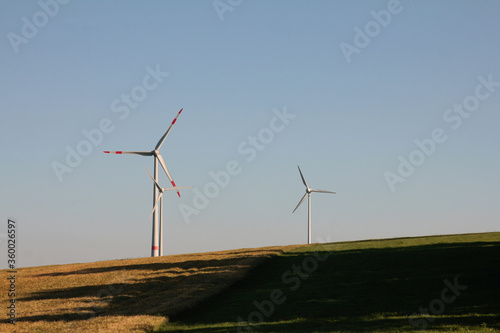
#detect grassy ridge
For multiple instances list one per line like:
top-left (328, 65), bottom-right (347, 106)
top-left (0, 246), bottom-right (291, 333)
top-left (1, 233), bottom-right (498, 332)
top-left (160, 233), bottom-right (500, 332)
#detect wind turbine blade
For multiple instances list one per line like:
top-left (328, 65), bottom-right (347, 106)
top-left (155, 108), bottom-right (183, 150)
top-left (292, 192), bottom-right (308, 213)
top-left (311, 189), bottom-right (336, 194)
top-left (157, 153), bottom-right (181, 197)
top-left (103, 151), bottom-right (153, 156)
top-left (162, 186), bottom-right (193, 191)
top-left (156, 153), bottom-right (173, 181)
top-left (150, 193), bottom-right (163, 218)
top-left (143, 165), bottom-right (162, 191)
top-left (297, 166), bottom-right (309, 189)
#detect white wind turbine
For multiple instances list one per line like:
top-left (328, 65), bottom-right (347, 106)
top-left (104, 109), bottom-right (185, 257)
top-left (143, 166), bottom-right (192, 256)
top-left (292, 166), bottom-right (336, 244)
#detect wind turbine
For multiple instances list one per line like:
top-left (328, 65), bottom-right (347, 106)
top-left (143, 166), bottom-right (192, 256)
top-left (292, 166), bottom-right (336, 245)
top-left (104, 109), bottom-right (184, 257)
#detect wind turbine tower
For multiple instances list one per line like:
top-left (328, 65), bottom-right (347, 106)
top-left (104, 109), bottom-right (185, 257)
top-left (292, 166), bottom-right (336, 244)
top-left (143, 166), bottom-right (192, 256)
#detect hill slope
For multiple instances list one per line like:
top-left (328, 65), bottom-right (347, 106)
top-left (0, 246), bottom-right (296, 333)
top-left (1, 232), bottom-right (499, 333)
top-left (160, 232), bottom-right (500, 332)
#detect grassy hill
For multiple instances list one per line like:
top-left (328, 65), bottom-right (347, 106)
top-left (1, 232), bottom-right (499, 332)
top-left (160, 232), bottom-right (500, 332)
top-left (0, 246), bottom-right (295, 333)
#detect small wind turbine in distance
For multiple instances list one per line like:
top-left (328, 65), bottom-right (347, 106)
top-left (292, 165), bottom-right (336, 245)
top-left (103, 109), bottom-right (185, 257)
top-left (143, 166), bottom-right (192, 256)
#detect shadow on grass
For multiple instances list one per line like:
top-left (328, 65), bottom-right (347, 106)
top-left (10, 240), bottom-right (500, 331)
top-left (13, 251), bottom-right (281, 324)
top-left (169, 241), bottom-right (500, 332)
top-left (34, 250), bottom-right (272, 278)
top-left (163, 315), bottom-right (500, 333)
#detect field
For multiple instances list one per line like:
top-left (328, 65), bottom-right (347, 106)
top-left (1, 232), bottom-right (499, 332)
top-left (161, 232), bottom-right (500, 332)
top-left (0, 246), bottom-right (295, 332)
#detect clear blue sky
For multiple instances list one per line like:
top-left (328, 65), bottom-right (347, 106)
top-left (1, 0), bottom-right (499, 268)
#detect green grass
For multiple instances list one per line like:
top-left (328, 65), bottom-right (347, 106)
top-left (157, 232), bottom-right (500, 332)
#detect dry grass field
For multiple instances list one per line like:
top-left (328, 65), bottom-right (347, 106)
top-left (2, 232), bottom-right (499, 332)
top-left (0, 245), bottom-right (298, 333)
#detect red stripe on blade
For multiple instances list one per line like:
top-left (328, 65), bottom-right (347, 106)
top-left (152, 246), bottom-right (159, 250)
